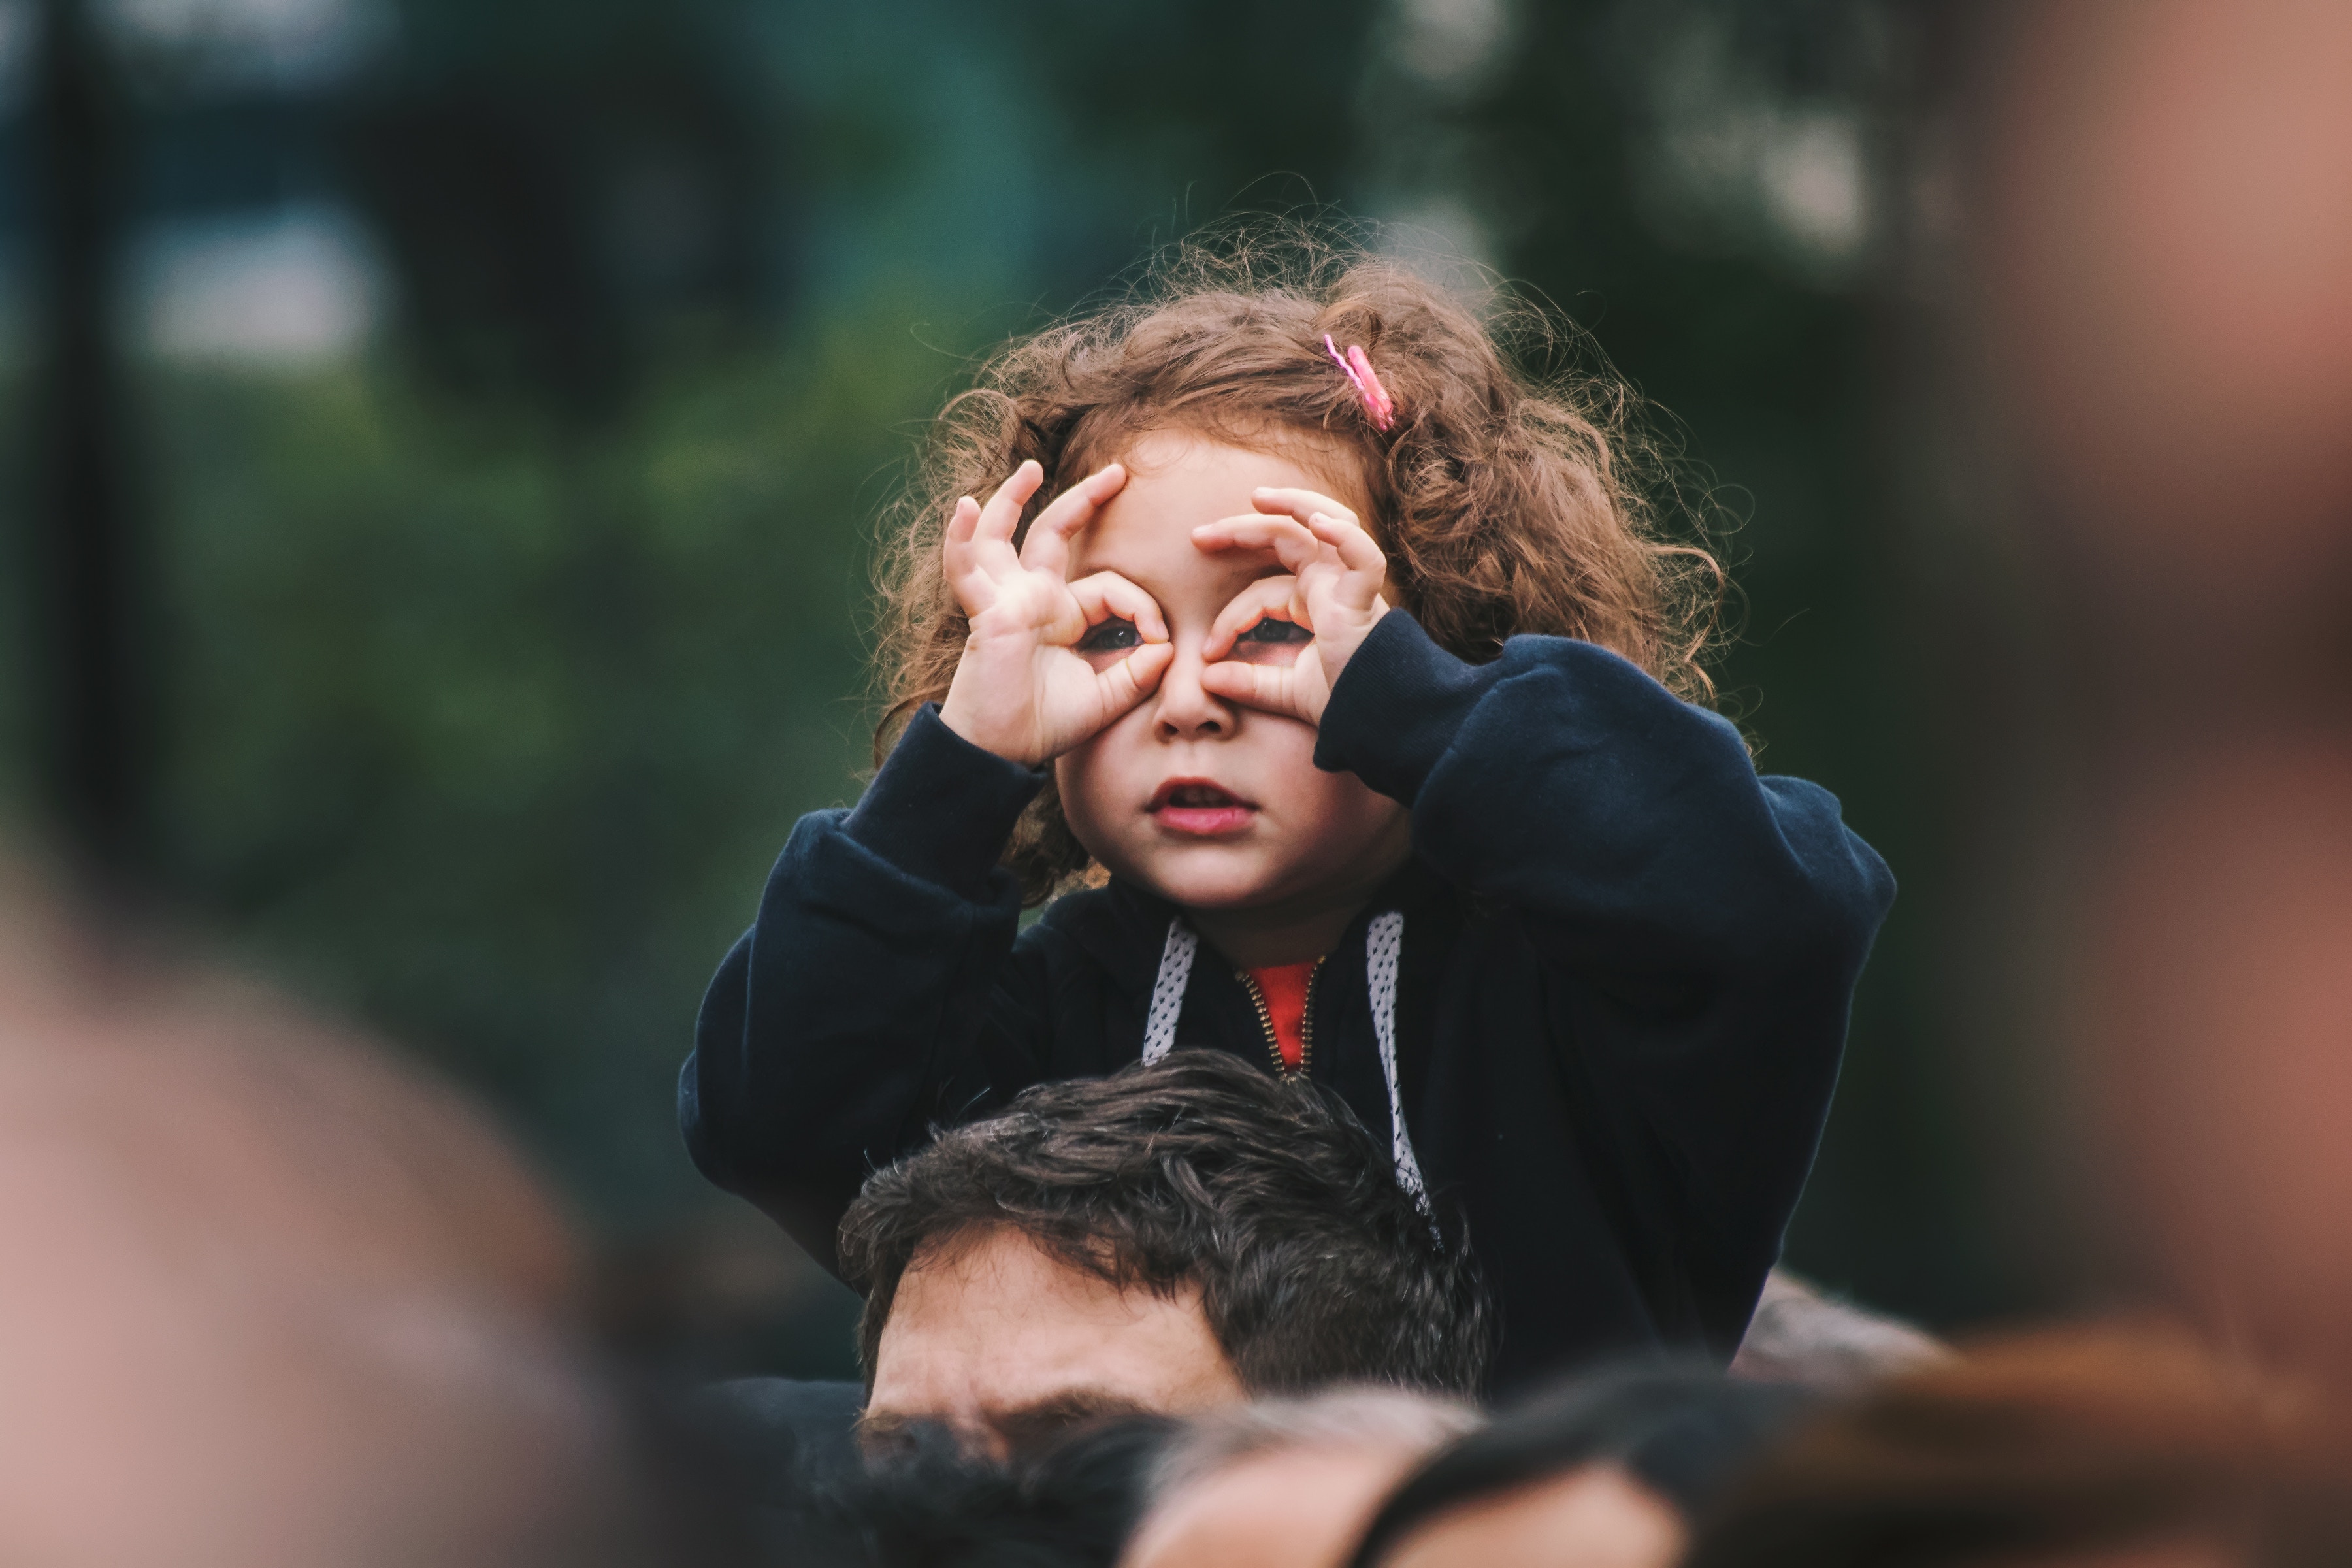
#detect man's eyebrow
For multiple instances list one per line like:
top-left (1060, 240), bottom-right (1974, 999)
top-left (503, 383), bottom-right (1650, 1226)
top-left (853, 1409), bottom-right (918, 1443)
top-left (988, 1390), bottom-right (1159, 1453)
top-left (853, 1407), bottom-right (949, 1458)
top-left (854, 1390), bottom-right (1158, 1456)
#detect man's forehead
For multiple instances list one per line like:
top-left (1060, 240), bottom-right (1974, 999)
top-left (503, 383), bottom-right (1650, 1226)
top-left (887, 1234), bottom-right (1201, 1368)
top-left (868, 1227), bottom-right (1243, 1435)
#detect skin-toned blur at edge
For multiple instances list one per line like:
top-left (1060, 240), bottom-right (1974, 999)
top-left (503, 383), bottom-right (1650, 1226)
top-left (0, 881), bottom-right (649, 1568)
top-left (1345, 1367), bottom-right (1814, 1568)
top-left (1120, 1391), bottom-right (1481, 1568)
top-left (1377, 1468), bottom-right (1684, 1568)
top-left (1977, 0), bottom-right (2352, 1384)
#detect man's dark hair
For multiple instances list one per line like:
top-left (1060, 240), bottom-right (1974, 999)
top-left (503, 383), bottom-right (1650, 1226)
top-left (1350, 1364), bottom-right (1818, 1567)
top-left (838, 1050), bottom-right (1490, 1398)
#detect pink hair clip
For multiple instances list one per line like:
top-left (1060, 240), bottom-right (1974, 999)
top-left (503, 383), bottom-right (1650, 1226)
top-left (1324, 333), bottom-right (1397, 432)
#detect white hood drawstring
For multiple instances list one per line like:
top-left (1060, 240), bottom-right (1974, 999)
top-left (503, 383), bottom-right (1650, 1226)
top-left (1141, 913), bottom-right (1433, 1224)
top-left (1140, 921), bottom-right (1198, 1067)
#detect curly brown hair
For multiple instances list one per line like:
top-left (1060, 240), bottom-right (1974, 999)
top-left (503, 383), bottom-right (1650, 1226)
top-left (872, 221), bottom-right (1727, 904)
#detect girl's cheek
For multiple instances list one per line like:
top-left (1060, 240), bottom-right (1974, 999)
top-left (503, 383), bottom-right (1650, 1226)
top-left (1053, 742), bottom-right (1120, 830)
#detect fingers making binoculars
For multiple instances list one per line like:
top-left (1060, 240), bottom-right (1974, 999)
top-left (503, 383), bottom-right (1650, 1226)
top-left (1201, 575), bottom-right (1307, 664)
top-left (1195, 647), bottom-right (1313, 721)
top-left (938, 471), bottom-right (1379, 724)
top-left (1017, 462), bottom-right (1130, 579)
top-left (943, 461), bottom-right (1132, 618)
top-left (1194, 489), bottom-right (1385, 605)
top-left (1068, 570), bottom-right (1170, 648)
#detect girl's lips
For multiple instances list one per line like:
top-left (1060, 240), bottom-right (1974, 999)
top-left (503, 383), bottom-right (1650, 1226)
top-left (1147, 778), bottom-right (1258, 837)
top-left (1153, 804), bottom-right (1258, 836)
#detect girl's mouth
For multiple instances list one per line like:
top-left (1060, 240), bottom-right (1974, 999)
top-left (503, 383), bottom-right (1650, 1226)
top-left (1147, 779), bottom-right (1259, 836)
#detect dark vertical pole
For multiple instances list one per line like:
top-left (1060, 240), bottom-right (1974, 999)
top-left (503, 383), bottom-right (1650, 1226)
top-left (31, 0), bottom-right (148, 889)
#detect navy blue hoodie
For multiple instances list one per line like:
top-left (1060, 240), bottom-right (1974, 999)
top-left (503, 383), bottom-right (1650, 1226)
top-left (682, 612), bottom-right (1895, 1394)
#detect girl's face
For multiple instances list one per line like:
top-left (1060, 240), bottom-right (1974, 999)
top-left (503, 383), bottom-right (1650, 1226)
top-left (1055, 433), bottom-right (1411, 918)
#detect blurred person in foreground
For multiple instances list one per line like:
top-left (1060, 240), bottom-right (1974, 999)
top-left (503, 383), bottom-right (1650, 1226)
top-left (1345, 1364), bottom-right (1816, 1568)
top-left (817, 1416), bottom-right (1173, 1568)
top-left (1729, 1269), bottom-right (1950, 1391)
top-left (1682, 1326), bottom-right (2352, 1568)
top-left (0, 887), bottom-right (669, 1567)
top-left (1119, 1388), bottom-right (1480, 1568)
top-left (834, 1051), bottom-right (1488, 1457)
top-left (1974, 0), bottom-right (2352, 1377)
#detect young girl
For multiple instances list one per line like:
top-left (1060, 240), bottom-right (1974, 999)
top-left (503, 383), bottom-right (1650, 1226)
top-left (682, 235), bottom-right (1895, 1394)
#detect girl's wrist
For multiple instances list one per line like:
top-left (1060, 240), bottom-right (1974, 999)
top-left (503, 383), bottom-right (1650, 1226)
top-left (938, 691), bottom-right (1043, 768)
top-left (1320, 602), bottom-right (1388, 687)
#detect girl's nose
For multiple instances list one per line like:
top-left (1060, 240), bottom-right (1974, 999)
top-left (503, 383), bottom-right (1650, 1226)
top-left (1151, 644), bottom-right (1232, 739)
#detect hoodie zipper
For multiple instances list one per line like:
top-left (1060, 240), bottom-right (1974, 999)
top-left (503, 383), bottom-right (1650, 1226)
top-left (1236, 958), bottom-right (1322, 1081)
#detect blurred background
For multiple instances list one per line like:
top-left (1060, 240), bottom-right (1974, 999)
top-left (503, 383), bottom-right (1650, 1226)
top-left (2, 0), bottom-right (2300, 1382)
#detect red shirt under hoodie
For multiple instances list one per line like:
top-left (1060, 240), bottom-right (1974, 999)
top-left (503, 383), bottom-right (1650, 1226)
top-left (1245, 958), bottom-right (1318, 1072)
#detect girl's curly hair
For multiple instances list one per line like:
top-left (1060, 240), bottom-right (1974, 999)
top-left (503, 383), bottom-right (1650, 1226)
top-left (872, 221), bottom-right (1727, 905)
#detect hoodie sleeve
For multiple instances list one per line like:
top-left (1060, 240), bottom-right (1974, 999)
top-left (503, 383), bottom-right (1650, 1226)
top-left (679, 705), bottom-right (1051, 1273)
top-left (1316, 612), bottom-right (1896, 1338)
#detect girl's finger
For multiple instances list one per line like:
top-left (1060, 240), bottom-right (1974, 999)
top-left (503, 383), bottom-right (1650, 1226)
top-left (1201, 574), bottom-right (1302, 661)
top-left (1305, 512), bottom-right (1390, 611)
top-left (1198, 658), bottom-right (1313, 723)
top-left (941, 499), bottom-right (1005, 613)
top-left (975, 459), bottom-right (1045, 546)
top-left (1192, 515), bottom-right (1322, 573)
top-left (1095, 640), bottom-right (1175, 713)
top-left (941, 495), bottom-right (983, 570)
top-left (1020, 463), bottom-right (1128, 578)
top-left (1250, 485), bottom-right (1360, 531)
top-left (945, 494), bottom-right (982, 542)
top-left (1066, 570), bottom-right (1168, 644)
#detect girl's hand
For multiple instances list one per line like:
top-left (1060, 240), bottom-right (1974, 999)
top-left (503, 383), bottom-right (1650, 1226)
top-left (1192, 486), bottom-right (1390, 726)
top-left (938, 459), bottom-right (1173, 767)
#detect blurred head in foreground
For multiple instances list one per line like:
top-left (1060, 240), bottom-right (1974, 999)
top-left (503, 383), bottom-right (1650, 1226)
top-left (1120, 1388), bottom-right (1482, 1568)
top-left (1684, 1326), bottom-right (2352, 1568)
top-left (1348, 1364), bottom-right (1815, 1568)
top-left (840, 1051), bottom-right (1490, 1455)
top-left (1730, 1269), bottom-right (1950, 1391)
top-left (1977, 0), bottom-right (2352, 1379)
top-left (796, 1414), bottom-right (1173, 1568)
top-left (0, 893), bottom-right (643, 1567)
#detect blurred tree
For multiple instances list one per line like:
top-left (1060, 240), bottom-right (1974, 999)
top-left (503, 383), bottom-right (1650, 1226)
top-left (340, 0), bottom-right (781, 416)
top-left (29, 0), bottom-right (152, 885)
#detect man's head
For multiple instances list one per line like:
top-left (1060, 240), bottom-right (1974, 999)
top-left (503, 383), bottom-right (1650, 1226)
top-left (839, 1051), bottom-right (1489, 1453)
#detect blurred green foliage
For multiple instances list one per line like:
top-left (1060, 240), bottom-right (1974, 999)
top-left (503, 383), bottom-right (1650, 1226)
top-left (146, 299), bottom-right (976, 1224)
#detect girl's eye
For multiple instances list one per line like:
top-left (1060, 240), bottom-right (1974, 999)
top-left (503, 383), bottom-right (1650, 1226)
top-left (1076, 618), bottom-right (1141, 653)
top-left (1235, 617), bottom-right (1313, 645)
